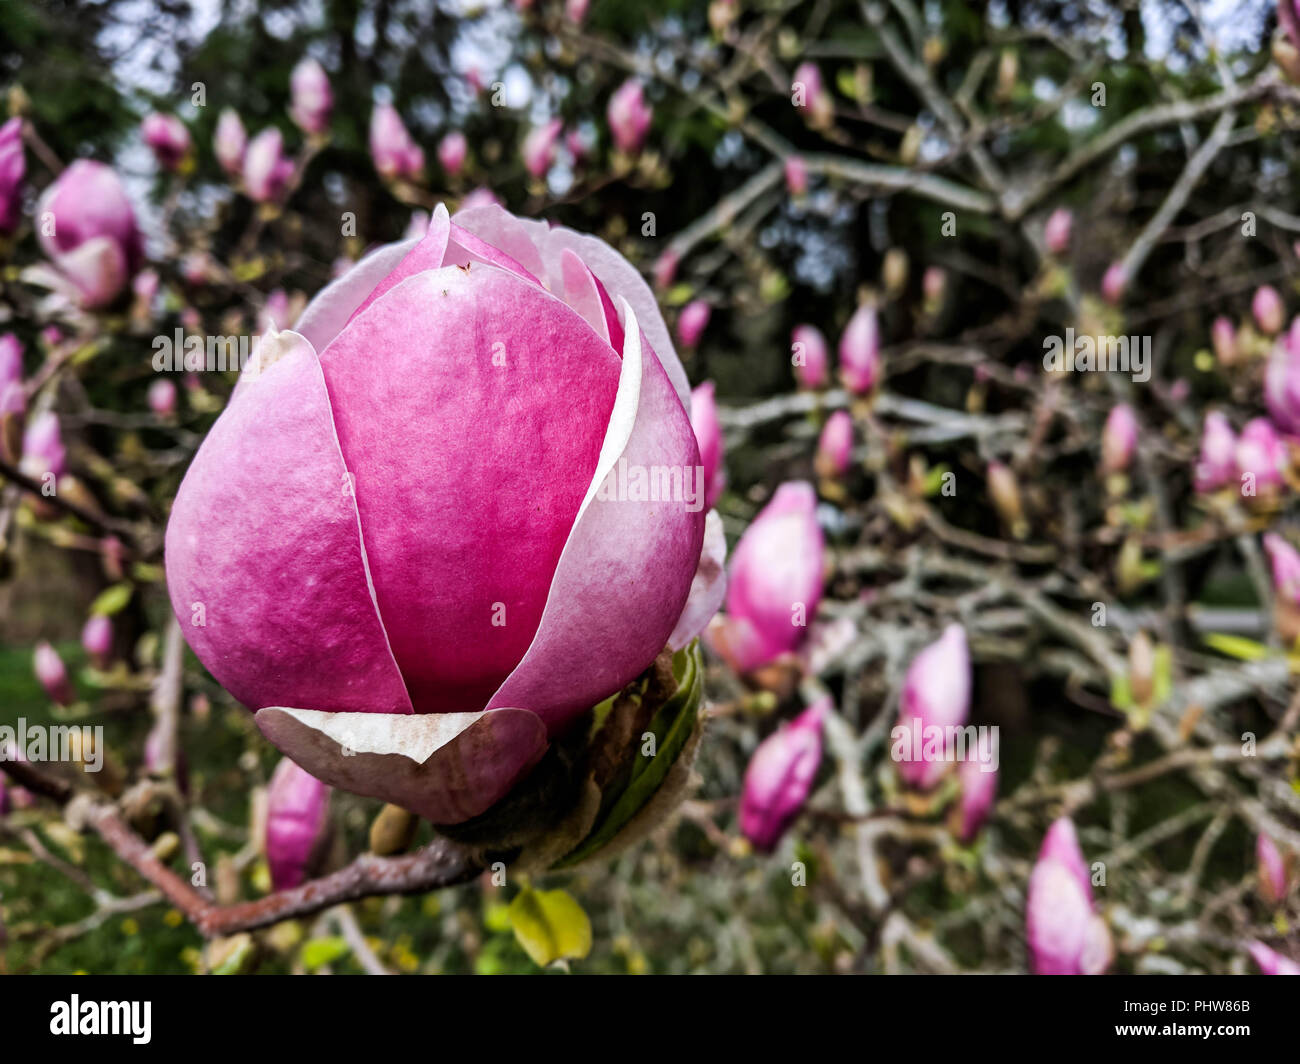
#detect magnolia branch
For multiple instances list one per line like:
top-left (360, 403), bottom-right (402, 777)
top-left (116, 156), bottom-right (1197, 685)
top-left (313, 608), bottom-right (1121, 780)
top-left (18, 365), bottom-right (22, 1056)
top-left (0, 758), bottom-right (483, 941)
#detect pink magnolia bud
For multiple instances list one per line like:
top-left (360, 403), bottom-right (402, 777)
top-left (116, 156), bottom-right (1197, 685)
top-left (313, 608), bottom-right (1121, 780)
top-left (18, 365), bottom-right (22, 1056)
top-left (34, 641), bottom-right (74, 706)
top-left (792, 62), bottom-right (833, 126)
top-left (141, 113), bottom-right (191, 171)
top-left (36, 161), bottom-right (142, 308)
top-left (459, 186), bottom-right (500, 211)
top-left (1195, 411), bottom-right (1236, 492)
top-left (1257, 832), bottom-right (1289, 905)
top-left (1254, 284), bottom-right (1284, 336)
top-left (839, 304), bottom-right (880, 395)
top-left (895, 624), bottom-right (970, 790)
top-left (677, 299), bottom-right (711, 348)
top-left (565, 0), bottom-right (590, 23)
top-left (1283, 0), bottom-right (1300, 48)
top-left (690, 381), bottom-right (725, 508)
top-left (1210, 315), bottom-right (1237, 366)
top-left (0, 333), bottom-right (21, 392)
top-left (522, 118), bottom-right (563, 178)
top-left (1026, 817), bottom-right (1112, 975)
top-left (0, 334), bottom-right (22, 449)
top-left (1101, 261), bottom-right (1127, 305)
top-left (1264, 532), bottom-right (1300, 607)
top-left (81, 614), bottom-right (113, 667)
top-left (148, 377), bottom-right (177, 417)
top-left (437, 130), bottom-right (467, 176)
top-left (739, 696), bottom-right (829, 851)
top-left (1235, 417), bottom-right (1286, 495)
top-left (784, 154), bottom-right (808, 197)
top-left (814, 409), bottom-right (853, 479)
top-left (791, 324), bottom-right (829, 389)
top-left (214, 108), bottom-right (247, 177)
top-left (653, 249), bottom-right (679, 290)
top-left (565, 126), bottom-right (592, 164)
top-left (953, 756), bottom-right (997, 843)
top-left (922, 265), bottom-right (947, 305)
top-left (369, 103), bottom-right (424, 181)
top-left (1265, 324), bottom-right (1300, 435)
top-left (0, 116), bottom-right (26, 234)
top-left (607, 80), bottom-right (653, 154)
top-left (707, 482), bottom-right (824, 673)
top-left (1043, 207), bottom-right (1072, 256)
top-left (20, 410), bottom-right (66, 480)
top-left (1247, 941), bottom-right (1300, 975)
top-left (289, 57), bottom-right (333, 135)
top-left (243, 128), bottom-right (295, 204)
top-left (165, 202), bottom-right (711, 824)
top-left (1101, 403), bottom-right (1138, 474)
top-left (264, 757), bottom-right (331, 891)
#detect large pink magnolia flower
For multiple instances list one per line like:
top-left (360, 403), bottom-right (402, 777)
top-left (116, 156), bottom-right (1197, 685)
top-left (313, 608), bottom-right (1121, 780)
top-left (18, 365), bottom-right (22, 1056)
top-left (165, 203), bottom-right (726, 825)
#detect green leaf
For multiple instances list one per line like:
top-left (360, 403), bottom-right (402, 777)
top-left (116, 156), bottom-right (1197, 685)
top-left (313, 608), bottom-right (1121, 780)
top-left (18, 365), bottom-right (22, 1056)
top-left (89, 582), bottom-right (133, 617)
top-left (300, 936), bottom-right (350, 972)
top-left (1201, 632), bottom-right (1274, 662)
top-left (554, 641), bottom-right (703, 868)
top-left (507, 887), bottom-right (592, 968)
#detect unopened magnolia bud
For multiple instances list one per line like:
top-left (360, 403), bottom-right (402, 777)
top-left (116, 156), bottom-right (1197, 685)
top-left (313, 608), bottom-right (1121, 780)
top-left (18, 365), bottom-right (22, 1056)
top-left (1264, 532), bottom-right (1300, 645)
top-left (882, 248), bottom-right (909, 297)
top-left (1044, 208), bottom-right (1072, 256)
top-left (814, 409), bottom-right (854, 480)
top-left (1210, 315), bottom-right (1237, 366)
top-left (81, 614), bottom-right (112, 668)
top-left (370, 803), bottom-right (418, 855)
top-left (264, 757), bottom-right (332, 891)
top-left (791, 324), bottom-right (829, 390)
top-left (1195, 412), bottom-right (1236, 493)
top-left (896, 625), bottom-right (971, 790)
top-left (1026, 818), bottom-right (1111, 975)
top-left (996, 49), bottom-right (1018, 101)
top-left (689, 381), bottom-right (725, 509)
top-left (34, 641), bottom-right (73, 705)
top-left (987, 461), bottom-right (1026, 537)
top-left (1248, 940), bottom-right (1300, 974)
top-left (1257, 832), bottom-right (1288, 905)
top-left (677, 299), bottom-right (711, 349)
top-left (952, 756), bottom-right (997, 843)
top-left (1254, 284), bottom-right (1285, 336)
top-left (839, 304), bottom-right (880, 396)
top-left (1101, 403), bottom-right (1138, 475)
top-left (1101, 261), bottom-right (1127, 305)
top-left (739, 696), bottom-right (828, 851)
top-left (1235, 417), bottom-right (1286, 499)
top-left (1129, 631), bottom-right (1155, 707)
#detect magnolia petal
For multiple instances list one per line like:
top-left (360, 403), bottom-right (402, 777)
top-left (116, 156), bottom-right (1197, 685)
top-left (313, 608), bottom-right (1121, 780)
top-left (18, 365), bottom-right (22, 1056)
top-left (446, 222), bottom-right (545, 287)
top-left (317, 266), bottom-right (620, 713)
top-left (488, 300), bottom-right (705, 733)
top-left (294, 237), bottom-right (420, 350)
top-left (559, 248), bottom-right (610, 344)
top-left (165, 342), bottom-right (412, 714)
top-left (56, 236), bottom-right (128, 309)
top-left (255, 705), bottom-right (548, 825)
top-left (450, 203), bottom-right (550, 282)
top-left (346, 203), bottom-right (451, 324)
top-left (230, 326), bottom-right (313, 404)
top-left (540, 225), bottom-right (689, 409)
top-left (668, 509), bottom-right (726, 651)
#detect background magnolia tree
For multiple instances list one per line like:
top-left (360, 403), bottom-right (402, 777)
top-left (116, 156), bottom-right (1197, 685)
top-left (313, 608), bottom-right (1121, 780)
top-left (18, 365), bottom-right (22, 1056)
top-left (2, 0), bottom-right (1300, 974)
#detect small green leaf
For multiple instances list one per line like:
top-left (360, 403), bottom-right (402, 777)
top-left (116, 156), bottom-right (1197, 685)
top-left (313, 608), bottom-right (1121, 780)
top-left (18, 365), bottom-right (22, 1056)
top-left (507, 887), bottom-right (592, 968)
top-left (300, 936), bottom-right (350, 972)
top-left (89, 582), bottom-right (133, 617)
top-left (1201, 632), bottom-right (1273, 662)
